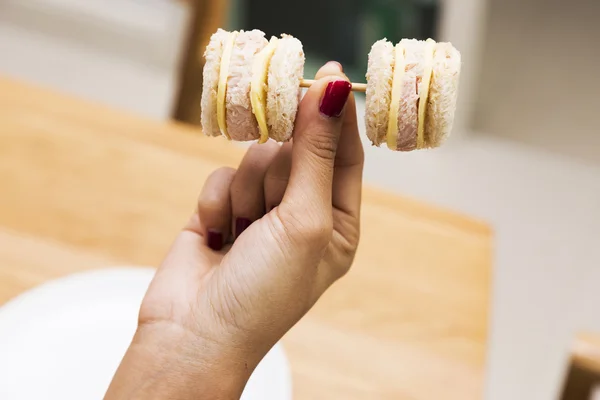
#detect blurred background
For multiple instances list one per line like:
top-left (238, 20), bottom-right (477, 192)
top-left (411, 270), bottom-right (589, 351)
top-left (1, 0), bottom-right (599, 399)
top-left (240, 0), bottom-right (439, 83)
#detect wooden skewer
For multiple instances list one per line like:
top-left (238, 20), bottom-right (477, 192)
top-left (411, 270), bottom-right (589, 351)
top-left (300, 79), bottom-right (367, 93)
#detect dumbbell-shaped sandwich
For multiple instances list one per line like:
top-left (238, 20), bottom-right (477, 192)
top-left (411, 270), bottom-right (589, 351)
top-left (201, 29), bottom-right (305, 144)
top-left (200, 28), bottom-right (461, 152)
top-left (365, 38), bottom-right (461, 151)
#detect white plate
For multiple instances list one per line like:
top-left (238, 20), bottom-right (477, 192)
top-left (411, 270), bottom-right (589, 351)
top-left (0, 267), bottom-right (292, 400)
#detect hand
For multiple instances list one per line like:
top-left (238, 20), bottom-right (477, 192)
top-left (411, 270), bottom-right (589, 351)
top-left (105, 62), bottom-right (364, 399)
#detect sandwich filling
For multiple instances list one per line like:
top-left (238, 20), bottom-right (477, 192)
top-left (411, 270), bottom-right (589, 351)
top-left (386, 43), bottom-right (406, 150)
top-left (417, 38), bottom-right (436, 148)
top-left (250, 37), bottom-right (279, 144)
top-left (386, 38), bottom-right (437, 150)
top-left (217, 31), bottom-right (238, 140)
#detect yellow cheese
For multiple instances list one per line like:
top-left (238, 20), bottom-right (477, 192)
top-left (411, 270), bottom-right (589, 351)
top-left (417, 38), bottom-right (436, 149)
top-left (387, 43), bottom-right (406, 150)
top-left (217, 31), bottom-right (238, 140)
top-left (250, 37), bottom-right (279, 144)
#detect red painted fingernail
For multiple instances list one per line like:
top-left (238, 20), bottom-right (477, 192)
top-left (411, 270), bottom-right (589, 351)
top-left (319, 80), bottom-right (352, 118)
top-left (235, 218), bottom-right (252, 238)
top-left (207, 230), bottom-right (223, 251)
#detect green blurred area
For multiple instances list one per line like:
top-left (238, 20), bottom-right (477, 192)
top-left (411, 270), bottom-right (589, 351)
top-left (228, 0), bottom-right (439, 85)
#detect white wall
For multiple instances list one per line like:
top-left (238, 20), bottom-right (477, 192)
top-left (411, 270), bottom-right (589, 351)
top-left (438, 0), bottom-right (489, 137)
top-left (0, 0), bottom-right (188, 119)
top-left (474, 0), bottom-right (600, 165)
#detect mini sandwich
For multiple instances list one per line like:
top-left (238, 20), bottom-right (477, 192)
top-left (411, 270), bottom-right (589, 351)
top-left (365, 38), bottom-right (461, 151)
top-left (201, 29), bottom-right (305, 143)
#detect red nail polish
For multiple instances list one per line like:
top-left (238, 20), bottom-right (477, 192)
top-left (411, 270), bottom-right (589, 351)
top-left (235, 218), bottom-right (252, 238)
top-left (207, 230), bottom-right (223, 251)
top-left (320, 80), bottom-right (352, 118)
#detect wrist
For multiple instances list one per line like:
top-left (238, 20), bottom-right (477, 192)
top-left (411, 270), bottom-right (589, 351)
top-left (106, 320), bottom-right (254, 400)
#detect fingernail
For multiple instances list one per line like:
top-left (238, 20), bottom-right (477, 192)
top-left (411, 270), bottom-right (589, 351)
top-left (235, 218), bottom-right (252, 238)
top-left (326, 61), bottom-right (343, 72)
top-left (320, 80), bottom-right (352, 118)
top-left (207, 230), bottom-right (223, 251)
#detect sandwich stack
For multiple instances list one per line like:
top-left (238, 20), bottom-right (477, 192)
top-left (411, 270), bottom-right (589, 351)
top-left (200, 28), bottom-right (461, 152)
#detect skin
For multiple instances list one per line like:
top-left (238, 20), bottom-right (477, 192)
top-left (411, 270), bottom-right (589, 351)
top-left (104, 62), bottom-right (364, 400)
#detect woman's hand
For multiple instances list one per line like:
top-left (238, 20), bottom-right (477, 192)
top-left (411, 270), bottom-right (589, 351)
top-left (105, 62), bottom-right (364, 399)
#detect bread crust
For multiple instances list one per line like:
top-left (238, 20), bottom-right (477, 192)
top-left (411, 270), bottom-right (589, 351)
top-left (365, 39), bottom-right (395, 146)
top-left (266, 35), bottom-right (304, 142)
top-left (201, 29), bottom-right (229, 137)
top-left (424, 42), bottom-right (461, 148)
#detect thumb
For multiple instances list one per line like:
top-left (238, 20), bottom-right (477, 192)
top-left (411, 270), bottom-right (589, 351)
top-left (283, 75), bottom-right (352, 215)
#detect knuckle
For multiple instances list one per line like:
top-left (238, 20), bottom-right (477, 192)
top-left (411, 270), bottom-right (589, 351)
top-left (210, 166), bottom-right (237, 181)
top-left (264, 212), bottom-right (298, 259)
top-left (338, 232), bottom-right (359, 261)
top-left (303, 218), bottom-right (333, 245)
top-left (335, 215), bottom-right (361, 255)
top-left (332, 263), bottom-right (351, 281)
top-left (330, 237), bottom-right (356, 280)
top-left (198, 202), bottom-right (218, 217)
top-left (322, 251), bottom-right (352, 286)
top-left (279, 207), bottom-right (333, 247)
top-left (302, 127), bottom-right (339, 162)
top-left (198, 193), bottom-right (221, 213)
top-left (326, 219), bottom-right (361, 282)
top-left (200, 167), bottom-right (236, 202)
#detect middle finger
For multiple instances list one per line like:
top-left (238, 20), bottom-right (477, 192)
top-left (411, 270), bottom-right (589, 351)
top-left (230, 140), bottom-right (280, 238)
top-left (264, 141), bottom-right (293, 213)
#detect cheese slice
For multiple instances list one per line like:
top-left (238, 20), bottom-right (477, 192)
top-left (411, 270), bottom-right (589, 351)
top-left (416, 38), bottom-right (436, 149)
top-left (386, 43), bottom-right (406, 150)
top-left (250, 37), bottom-right (279, 144)
top-left (217, 31), bottom-right (238, 140)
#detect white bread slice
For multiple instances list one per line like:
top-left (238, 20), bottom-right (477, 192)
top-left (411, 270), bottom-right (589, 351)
top-left (201, 29), bottom-right (230, 137)
top-left (226, 30), bottom-right (268, 141)
top-left (424, 42), bottom-right (461, 148)
top-left (365, 39), bottom-right (395, 146)
top-left (266, 34), bottom-right (304, 142)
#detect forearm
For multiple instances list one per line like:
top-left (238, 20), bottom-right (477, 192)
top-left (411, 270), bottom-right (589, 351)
top-left (105, 322), bottom-right (252, 400)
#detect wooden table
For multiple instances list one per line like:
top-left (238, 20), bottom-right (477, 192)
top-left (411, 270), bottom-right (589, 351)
top-left (0, 77), bottom-right (492, 399)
